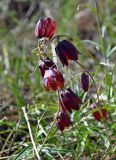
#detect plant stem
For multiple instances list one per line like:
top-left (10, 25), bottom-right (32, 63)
top-left (22, 107), bottom-right (41, 160)
top-left (0, 131), bottom-right (13, 157)
top-left (38, 110), bottom-right (60, 154)
top-left (94, 0), bottom-right (106, 59)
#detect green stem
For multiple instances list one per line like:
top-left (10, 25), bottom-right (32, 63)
top-left (94, 0), bottom-right (106, 59)
top-left (38, 109), bottom-right (60, 154)
top-left (0, 131), bottom-right (13, 157)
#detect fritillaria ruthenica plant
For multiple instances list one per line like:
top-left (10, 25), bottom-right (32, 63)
top-left (34, 17), bottom-right (107, 131)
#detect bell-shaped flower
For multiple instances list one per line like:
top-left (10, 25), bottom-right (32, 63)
top-left (80, 72), bottom-right (89, 92)
top-left (56, 111), bottom-right (71, 131)
top-left (55, 40), bottom-right (79, 66)
top-left (59, 88), bottom-right (81, 112)
top-left (89, 103), bottom-right (107, 121)
top-left (38, 57), bottom-right (57, 77)
top-left (43, 68), bottom-right (64, 91)
top-left (35, 17), bottom-right (56, 39)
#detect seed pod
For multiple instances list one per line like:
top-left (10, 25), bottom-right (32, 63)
top-left (80, 72), bottom-right (89, 92)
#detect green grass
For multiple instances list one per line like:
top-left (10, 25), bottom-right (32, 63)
top-left (0, 0), bottom-right (116, 159)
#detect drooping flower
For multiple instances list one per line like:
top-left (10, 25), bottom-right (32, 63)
top-left (89, 103), bottom-right (107, 121)
top-left (59, 88), bottom-right (81, 112)
top-left (56, 111), bottom-right (71, 131)
top-left (80, 72), bottom-right (89, 92)
top-left (35, 17), bottom-right (56, 39)
top-left (55, 40), bottom-right (79, 66)
top-left (43, 68), bottom-right (64, 91)
top-left (38, 57), bottom-right (57, 77)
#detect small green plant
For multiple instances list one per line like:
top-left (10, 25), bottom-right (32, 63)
top-left (30, 6), bottom-right (115, 157)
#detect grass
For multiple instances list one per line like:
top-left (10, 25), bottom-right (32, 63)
top-left (0, 0), bottom-right (116, 159)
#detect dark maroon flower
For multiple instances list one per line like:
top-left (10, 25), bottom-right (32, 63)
top-left (89, 103), bottom-right (107, 121)
top-left (55, 40), bottom-right (79, 66)
top-left (80, 72), bottom-right (89, 92)
top-left (38, 57), bottom-right (57, 77)
top-left (59, 88), bottom-right (81, 112)
top-left (35, 17), bottom-right (56, 39)
top-left (43, 68), bottom-right (64, 91)
top-left (56, 111), bottom-right (71, 131)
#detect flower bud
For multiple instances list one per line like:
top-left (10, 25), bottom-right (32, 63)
top-left (80, 72), bottom-right (89, 92)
